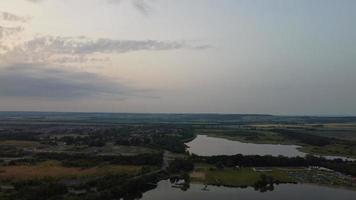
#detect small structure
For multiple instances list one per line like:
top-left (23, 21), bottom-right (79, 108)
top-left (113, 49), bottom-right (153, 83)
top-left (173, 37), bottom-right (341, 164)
top-left (308, 166), bottom-right (333, 172)
top-left (252, 167), bottom-right (273, 172)
top-left (68, 189), bottom-right (87, 195)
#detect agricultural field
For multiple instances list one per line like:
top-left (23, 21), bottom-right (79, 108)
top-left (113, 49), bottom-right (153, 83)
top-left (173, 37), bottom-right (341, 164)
top-left (0, 161), bottom-right (144, 181)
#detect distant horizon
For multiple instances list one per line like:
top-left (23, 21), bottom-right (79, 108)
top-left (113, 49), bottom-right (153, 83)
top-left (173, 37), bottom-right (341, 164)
top-left (0, 110), bottom-right (355, 118)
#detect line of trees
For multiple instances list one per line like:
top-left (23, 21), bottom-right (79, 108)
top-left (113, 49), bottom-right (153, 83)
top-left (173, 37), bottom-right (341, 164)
top-left (33, 152), bottom-right (163, 168)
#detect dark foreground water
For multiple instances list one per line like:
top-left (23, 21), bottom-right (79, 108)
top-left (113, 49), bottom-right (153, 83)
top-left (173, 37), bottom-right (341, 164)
top-left (140, 180), bottom-right (356, 200)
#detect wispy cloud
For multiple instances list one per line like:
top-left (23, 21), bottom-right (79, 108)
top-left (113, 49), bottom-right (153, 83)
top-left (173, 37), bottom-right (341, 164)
top-left (0, 11), bottom-right (30, 23)
top-left (0, 63), bottom-right (142, 100)
top-left (0, 11), bottom-right (28, 54)
top-left (0, 26), bottom-right (24, 54)
top-left (130, 0), bottom-right (151, 16)
top-left (103, 0), bottom-right (153, 15)
top-left (0, 26), bottom-right (23, 39)
top-left (1, 35), bottom-right (207, 64)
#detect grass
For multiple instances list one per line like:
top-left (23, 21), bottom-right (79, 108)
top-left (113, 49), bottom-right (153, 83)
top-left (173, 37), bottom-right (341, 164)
top-left (62, 143), bottom-right (159, 156)
top-left (191, 167), bottom-right (294, 187)
top-left (205, 168), bottom-right (260, 186)
top-left (301, 144), bottom-right (356, 159)
top-left (0, 192), bottom-right (10, 200)
top-left (110, 144), bottom-right (159, 155)
top-left (0, 140), bottom-right (41, 148)
top-left (198, 128), bottom-right (296, 145)
top-left (0, 161), bottom-right (144, 181)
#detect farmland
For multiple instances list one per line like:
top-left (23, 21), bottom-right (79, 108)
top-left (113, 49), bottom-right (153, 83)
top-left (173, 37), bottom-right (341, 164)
top-left (0, 161), bottom-right (144, 180)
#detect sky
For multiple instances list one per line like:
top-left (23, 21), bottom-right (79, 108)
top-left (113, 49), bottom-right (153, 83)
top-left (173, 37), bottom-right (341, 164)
top-left (0, 0), bottom-right (355, 115)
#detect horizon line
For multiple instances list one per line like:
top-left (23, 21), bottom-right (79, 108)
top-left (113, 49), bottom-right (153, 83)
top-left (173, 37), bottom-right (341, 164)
top-left (0, 110), bottom-right (355, 118)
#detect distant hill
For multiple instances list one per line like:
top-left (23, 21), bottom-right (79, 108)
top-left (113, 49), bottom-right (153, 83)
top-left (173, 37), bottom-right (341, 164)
top-left (0, 111), bottom-right (355, 125)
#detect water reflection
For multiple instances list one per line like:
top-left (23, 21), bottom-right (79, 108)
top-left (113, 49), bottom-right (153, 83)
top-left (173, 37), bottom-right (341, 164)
top-left (168, 177), bottom-right (277, 193)
top-left (140, 180), bottom-right (356, 200)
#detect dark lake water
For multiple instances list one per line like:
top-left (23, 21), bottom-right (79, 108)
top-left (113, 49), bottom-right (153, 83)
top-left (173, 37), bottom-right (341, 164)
top-left (186, 135), bottom-right (305, 157)
top-left (140, 180), bottom-right (356, 200)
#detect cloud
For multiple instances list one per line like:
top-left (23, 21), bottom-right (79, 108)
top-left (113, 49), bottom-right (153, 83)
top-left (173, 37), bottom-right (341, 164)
top-left (0, 11), bottom-right (28, 53)
top-left (0, 26), bottom-right (24, 54)
top-left (109, 0), bottom-right (152, 16)
top-left (1, 35), bottom-right (206, 64)
top-left (0, 26), bottom-right (24, 39)
top-left (0, 11), bottom-right (29, 23)
top-left (25, 0), bottom-right (152, 16)
top-left (0, 63), bottom-right (143, 100)
top-left (24, 0), bottom-right (44, 3)
top-left (131, 0), bottom-right (151, 16)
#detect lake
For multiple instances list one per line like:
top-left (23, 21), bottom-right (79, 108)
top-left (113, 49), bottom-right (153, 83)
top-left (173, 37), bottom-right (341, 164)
top-left (186, 135), bottom-right (355, 161)
top-left (140, 180), bottom-right (356, 200)
top-left (186, 135), bottom-right (305, 157)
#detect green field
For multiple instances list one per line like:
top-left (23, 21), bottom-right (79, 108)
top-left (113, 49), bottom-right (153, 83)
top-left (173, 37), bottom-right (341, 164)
top-left (191, 167), bottom-right (294, 187)
top-left (301, 144), bottom-right (356, 159)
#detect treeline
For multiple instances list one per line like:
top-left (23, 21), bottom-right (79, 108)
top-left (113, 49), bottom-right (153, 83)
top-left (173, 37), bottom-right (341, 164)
top-left (33, 152), bottom-right (163, 167)
top-left (0, 131), bottom-right (40, 141)
top-left (167, 159), bottom-right (194, 173)
top-left (114, 135), bottom-right (187, 153)
top-left (115, 133), bottom-right (192, 153)
top-left (12, 180), bottom-right (67, 200)
top-left (272, 129), bottom-right (333, 146)
top-left (193, 154), bottom-right (356, 176)
top-left (83, 173), bottom-right (162, 200)
top-left (151, 135), bottom-right (188, 153)
top-left (55, 125), bottom-right (194, 153)
top-left (10, 172), bottom-right (163, 200)
top-left (57, 135), bottom-right (106, 147)
top-left (0, 146), bottom-right (27, 157)
top-left (273, 128), bottom-right (356, 147)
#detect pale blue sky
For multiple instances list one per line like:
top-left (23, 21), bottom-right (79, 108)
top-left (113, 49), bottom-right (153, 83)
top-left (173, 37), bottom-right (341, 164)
top-left (0, 0), bottom-right (355, 115)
